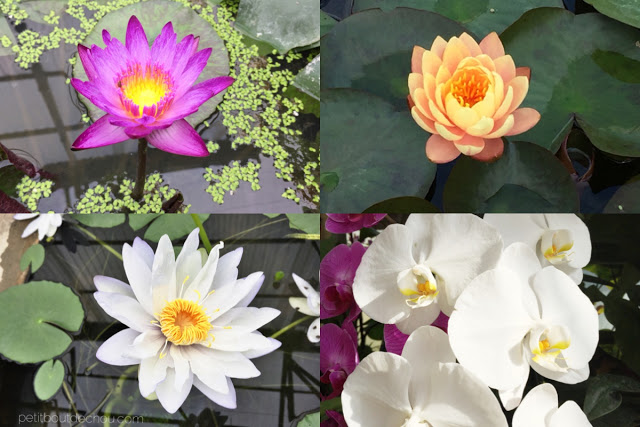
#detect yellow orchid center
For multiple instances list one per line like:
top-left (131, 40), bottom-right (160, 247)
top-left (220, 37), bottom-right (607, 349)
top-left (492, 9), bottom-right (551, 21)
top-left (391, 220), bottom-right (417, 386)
top-left (541, 229), bottom-right (574, 265)
top-left (119, 64), bottom-right (171, 116)
top-left (446, 66), bottom-right (490, 108)
top-left (159, 298), bottom-right (211, 345)
top-left (397, 265), bottom-right (439, 308)
top-left (529, 325), bottom-right (571, 372)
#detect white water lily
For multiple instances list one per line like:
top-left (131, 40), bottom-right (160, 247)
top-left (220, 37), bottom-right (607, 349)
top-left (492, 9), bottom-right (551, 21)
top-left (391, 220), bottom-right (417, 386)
top-left (93, 229), bottom-right (281, 413)
top-left (449, 243), bottom-right (598, 410)
top-left (14, 213), bottom-right (62, 241)
top-left (513, 384), bottom-right (592, 427)
top-left (288, 273), bottom-right (320, 343)
top-left (342, 326), bottom-right (508, 427)
top-left (352, 214), bottom-right (502, 334)
top-left (484, 214), bottom-right (591, 283)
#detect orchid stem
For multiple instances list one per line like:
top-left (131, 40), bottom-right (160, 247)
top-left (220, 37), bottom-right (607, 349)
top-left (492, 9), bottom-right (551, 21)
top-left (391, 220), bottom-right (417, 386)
top-left (191, 214), bottom-right (212, 254)
top-left (270, 315), bottom-right (312, 339)
top-left (132, 138), bottom-right (147, 201)
top-left (75, 225), bottom-right (123, 261)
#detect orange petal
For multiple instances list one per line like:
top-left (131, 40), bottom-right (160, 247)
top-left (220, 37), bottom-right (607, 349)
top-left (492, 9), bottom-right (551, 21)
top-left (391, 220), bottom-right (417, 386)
top-left (466, 116), bottom-right (494, 137)
top-left (451, 105), bottom-right (480, 130)
top-left (442, 37), bottom-right (470, 74)
top-left (414, 88), bottom-right (435, 121)
top-left (471, 138), bottom-right (504, 162)
top-left (422, 49), bottom-right (444, 77)
top-left (412, 46), bottom-right (426, 73)
top-left (492, 71), bottom-right (505, 109)
top-left (494, 85), bottom-right (513, 119)
top-left (505, 108), bottom-right (540, 136)
top-left (435, 65), bottom-right (452, 85)
top-left (424, 73), bottom-right (436, 102)
top-left (507, 75), bottom-right (529, 114)
top-left (471, 91), bottom-right (496, 118)
top-left (516, 66), bottom-right (531, 80)
top-left (454, 134), bottom-right (485, 156)
top-left (479, 32), bottom-right (505, 59)
top-left (435, 121), bottom-right (465, 141)
top-left (430, 36), bottom-right (448, 59)
top-left (494, 55), bottom-right (516, 84)
top-left (475, 54), bottom-right (496, 72)
top-left (435, 83), bottom-right (446, 113)
top-left (407, 95), bottom-right (415, 110)
top-left (485, 114), bottom-right (515, 138)
top-left (426, 134), bottom-right (462, 163)
top-left (409, 73), bottom-right (423, 97)
top-left (429, 98), bottom-right (454, 127)
top-left (459, 32), bottom-right (482, 56)
top-left (412, 106), bottom-right (437, 133)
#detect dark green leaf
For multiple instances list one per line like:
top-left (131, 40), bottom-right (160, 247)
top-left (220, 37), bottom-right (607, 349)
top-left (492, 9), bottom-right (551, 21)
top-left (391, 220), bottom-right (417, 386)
top-left (128, 213), bottom-right (161, 231)
top-left (293, 55), bottom-right (320, 100)
top-left (584, 374), bottom-right (640, 420)
top-left (603, 296), bottom-right (640, 376)
top-left (71, 214), bottom-right (125, 228)
top-left (584, 0), bottom-right (640, 29)
top-left (320, 11), bottom-right (337, 37)
top-left (0, 165), bottom-right (25, 198)
top-left (144, 214), bottom-right (209, 242)
top-left (364, 197), bottom-right (439, 213)
top-left (20, 243), bottom-right (45, 273)
top-left (33, 360), bottom-right (64, 401)
top-left (286, 213), bottom-right (320, 234)
top-left (604, 176), bottom-right (640, 213)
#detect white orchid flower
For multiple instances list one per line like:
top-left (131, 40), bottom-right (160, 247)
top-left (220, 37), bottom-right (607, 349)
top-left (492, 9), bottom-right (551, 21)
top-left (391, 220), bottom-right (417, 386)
top-left (93, 229), bottom-right (281, 413)
top-left (449, 243), bottom-right (598, 410)
top-left (513, 383), bottom-right (592, 427)
top-left (288, 273), bottom-right (320, 343)
top-left (484, 214), bottom-right (591, 283)
top-left (341, 326), bottom-right (508, 427)
top-left (14, 213), bottom-right (62, 241)
top-left (352, 214), bottom-right (503, 334)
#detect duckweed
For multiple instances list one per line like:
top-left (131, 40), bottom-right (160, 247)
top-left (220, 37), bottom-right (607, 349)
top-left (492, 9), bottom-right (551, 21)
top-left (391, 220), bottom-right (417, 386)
top-left (16, 176), bottom-right (54, 212)
top-left (204, 160), bottom-right (261, 204)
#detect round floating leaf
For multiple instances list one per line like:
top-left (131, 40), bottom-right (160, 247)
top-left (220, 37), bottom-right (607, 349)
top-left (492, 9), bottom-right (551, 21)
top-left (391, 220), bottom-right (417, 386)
top-left (584, 0), bottom-right (640, 29)
top-left (71, 214), bottom-right (125, 228)
top-left (321, 8), bottom-right (468, 110)
top-left (364, 197), bottom-right (440, 213)
top-left (320, 11), bottom-right (337, 37)
top-left (293, 55), bottom-right (320, 100)
top-left (235, 0), bottom-right (319, 53)
top-left (72, 0), bottom-right (230, 126)
top-left (33, 360), bottom-right (64, 401)
top-left (0, 281), bottom-right (84, 364)
top-left (604, 176), bottom-right (640, 213)
top-left (144, 214), bottom-right (209, 242)
top-left (321, 89), bottom-right (436, 212)
top-left (444, 141), bottom-right (579, 212)
top-left (286, 214), bottom-right (320, 235)
top-left (20, 243), bottom-right (45, 273)
top-left (352, 0), bottom-right (563, 36)
top-left (501, 8), bottom-right (640, 155)
top-left (296, 412), bottom-right (320, 427)
top-left (128, 213), bottom-right (161, 231)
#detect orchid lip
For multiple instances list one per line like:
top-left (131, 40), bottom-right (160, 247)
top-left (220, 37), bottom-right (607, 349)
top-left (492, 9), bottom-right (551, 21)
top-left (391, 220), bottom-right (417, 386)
top-left (527, 324), bottom-right (571, 372)
top-left (397, 264), bottom-right (439, 308)
top-left (540, 228), bottom-right (575, 265)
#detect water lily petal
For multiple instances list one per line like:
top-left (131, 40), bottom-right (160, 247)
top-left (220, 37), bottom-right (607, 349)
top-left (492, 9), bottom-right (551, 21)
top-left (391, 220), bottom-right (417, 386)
top-left (213, 307), bottom-right (280, 334)
top-left (430, 35), bottom-right (448, 58)
top-left (151, 21), bottom-right (177, 70)
top-left (175, 47), bottom-right (213, 97)
top-left (471, 137), bottom-right (504, 162)
top-left (77, 44), bottom-right (98, 81)
top-left (125, 16), bottom-right (150, 65)
top-left (184, 241), bottom-right (222, 301)
top-left (422, 49), bottom-right (443, 77)
top-left (425, 133), bottom-right (461, 164)
top-left (479, 32), bottom-right (505, 59)
top-left (414, 88), bottom-right (435, 121)
top-left (494, 55), bottom-right (516, 83)
top-left (193, 376), bottom-right (237, 409)
top-left (156, 367), bottom-right (193, 414)
top-left (204, 272), bottom-right (265, 320)
top-left (242, 337), bottom-right (281, 359)
top-left (484, 114), bottom-right (514, 139)
top-left (169, 34), bottom-right (197, 79)
top-left (71, 114), bottom-right (130, 150)
top-left (212, 247), bottom-right (243, 290)
top-left (94, 291), bottom-right (155, 332)
top-left (122, 242), bottom-right (154, 314)
top-left (139, 354), bottom-right (170, 397)
top-left (411, 46), bottom-right (426, 73)
top-left (512, 383), bottom-right (558, 427)
top-left (442, 37), bottom-right (470, 74)
top-left (506, 108), bottom-right (541, 136)
top-left (150, 234), bottom-right (177, 313)
top-left (459, 32), bottom-right (482, 56)
top-left (507, 76), bottom-right (530, 114)
top-left (493, 85), bottom-right (513, 119)
top-left (411, 107), bottom-right (436, 134)
top-left (94, 275), bottom-right (135, 298)
top-left (146, 119), bottom-right (209, 157)
top-left (234, 270), bottom-right (266, 308)
top-left (170, 345), bottom-right (191, 390)
top-left (96, 328), bottom-right (141, 365)
top-left (516, 66), bottom-right (531, 80)
top-left (132, 237), bottom-right (155, 269)
top-left (471, 91), bottom-right (496, 119)
top-left (408, 73), bottom-right (423, 97)
top-left (434, 121), bottom-right (464, 141)
top-left (454, 134), bottom-right (485, 156)
top-left (204, 349), bottom-right (261, 378)
top-left (125, 328), bottom-right (165, 359)
top-left (450, 104), bottom-right (480, 131)
top-left (466, 116), bottom-right (494, 137)
top-left (182, 345), bottom-right (229, 394)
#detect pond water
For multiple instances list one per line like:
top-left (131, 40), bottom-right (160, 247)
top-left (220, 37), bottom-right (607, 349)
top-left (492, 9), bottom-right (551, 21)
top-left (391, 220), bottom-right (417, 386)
top-left (1, 2), bottom-right (319, 213)
top-left (0, 215), bottom-right (320, 426)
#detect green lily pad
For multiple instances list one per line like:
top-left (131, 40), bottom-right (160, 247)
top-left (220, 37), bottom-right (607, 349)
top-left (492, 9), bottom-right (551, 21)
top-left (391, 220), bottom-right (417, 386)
top-left (0, 165), bottom-right (25, 197)
top-left (20, 0), bottom-right (68, 25)
top-left (128, 213), bottom-right (161, 231)
top-left (144, 214), bottom-right (209, 242)
top-left (443, 141), bottom-right (579, 212)
top-left (293, 55), bottom-right (320, 100)
top-left (352, 0), bottom-right (563, 36)
top-left (321, 8), bottom-right (468, 110)
top-left (72, 0), bottom-right (230, 127)
top-left (20, 243), bottom-right (45, 273)
top-left (584, 0), bottom-right (640, 29)
top-left (363, 197), bottom-right (440, 213)
top-left (604, 176), bottom-right (640, 213)
top-left (235, 0), bottom-right (319, 53)
top-left (286, 213), bottom-right (320, 235)
top-left (501, 8), bottom-right (640, 155)
top-left (320, 11), bottom-right (337, 37)
top-left (0, 16), bottom-right (17, 57)
top-left (321, 89), bottom-right (436, 212)
top-left (296, 412), bottom-right (319, 427)
top-left (71, 213), bottom-right (125, 228)
top-left (33, 359), bottom-right (64, 401)
top-left (0, 281), bottom-right (84, 364)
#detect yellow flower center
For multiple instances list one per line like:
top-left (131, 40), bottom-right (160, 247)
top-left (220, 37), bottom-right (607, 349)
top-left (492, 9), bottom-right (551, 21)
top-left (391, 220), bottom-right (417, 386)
top-left (119, 64), bottom-right (171, 115)
top-left (447, 67), bottom-right (490, 107)
top-left (159, 299), bottom-right (211, 345)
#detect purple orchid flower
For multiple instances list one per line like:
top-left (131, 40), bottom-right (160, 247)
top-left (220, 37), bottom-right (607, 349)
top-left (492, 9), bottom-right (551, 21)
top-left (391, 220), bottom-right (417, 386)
top-left (71, 16), bottom-right (234, 156)
top-left (325, 214), bottom-right (386, 234)
top-left (320, 242), bottom-right (366, 322)
top-left (383, 312), bottom-right (450, 355)
top-left (320, 323), bottom-right (359, 401)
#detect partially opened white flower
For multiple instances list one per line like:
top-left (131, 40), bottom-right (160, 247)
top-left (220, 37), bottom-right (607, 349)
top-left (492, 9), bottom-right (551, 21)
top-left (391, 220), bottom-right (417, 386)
top-left (14, 213), bottom-right (62, 241)
top-left (484, 214), bottom-right (591, 283)
top-left (513, 383), bottom-right (592, 427)
top-left (352, 214), bottom-right (502, 334)
top-left (449, 243), bottom-right (598, 410)
top-left (93, 229), bottom-right (281, 413)
top-left (342, 326), bottom-right (508, 427)
top-left (288, 273), bottom-right (320, 343)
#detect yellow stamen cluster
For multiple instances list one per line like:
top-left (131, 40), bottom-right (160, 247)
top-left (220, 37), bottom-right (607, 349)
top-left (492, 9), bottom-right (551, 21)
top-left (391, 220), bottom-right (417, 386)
top-left (159, 299), bottom-right (212, 345)
top-left (543, 243), bottom-right (574, 263)
top-left (532, 338), bottom-right (570, 364)
top-left (447, 67), bottom-right (490, 107)
top-left (120, 65), bottom-right (170, 113)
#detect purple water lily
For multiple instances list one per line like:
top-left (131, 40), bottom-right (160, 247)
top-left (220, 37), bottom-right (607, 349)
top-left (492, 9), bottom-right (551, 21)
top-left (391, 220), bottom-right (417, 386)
top-left (320, 242), bottom-right (366, 322)
top-left (320, 323), bottom-right (359, 401)
top-left (71, 16), bottom-right (234, 157)
top-left (325, 214), bottom-right (386, 234)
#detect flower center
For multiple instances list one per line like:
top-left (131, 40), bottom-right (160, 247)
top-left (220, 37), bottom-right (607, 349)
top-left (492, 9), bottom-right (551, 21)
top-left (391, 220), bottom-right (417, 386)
top-left (159, 299), bottom-right (211, 345)
top-left (540, 229), bottom-right (574, 265)
top-left (397, 265), bottom-right (439, 308)
top-left (118, 64), bottom-right (173, 117)
top-left (446, 66), bottom-right (490, 108)
top-left (402, 412), bottom-right (432, 427)
top-left (528, 324), bottom-right (571, 372)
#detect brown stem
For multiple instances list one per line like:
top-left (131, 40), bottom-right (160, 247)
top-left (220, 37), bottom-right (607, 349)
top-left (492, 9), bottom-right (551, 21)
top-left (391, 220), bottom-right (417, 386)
top-left (131, 138), bottom-right (147, 201)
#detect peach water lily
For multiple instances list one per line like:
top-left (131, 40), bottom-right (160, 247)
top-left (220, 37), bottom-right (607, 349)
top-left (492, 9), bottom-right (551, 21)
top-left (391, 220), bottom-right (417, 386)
top-left (71, 16), bottom-right (234, 157)
top-left (93, 229), bottom-right (280, 413)
top-left (408, 32), bottom-right (540, 163)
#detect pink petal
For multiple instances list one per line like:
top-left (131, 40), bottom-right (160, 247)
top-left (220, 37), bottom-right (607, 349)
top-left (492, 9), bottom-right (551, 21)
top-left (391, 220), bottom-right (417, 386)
top-left (151, 21), bottom-right (178, 70)
top-left (71, 79), bottom-right (121, 116)
top-left (505, 108), bottom-right (540, 136)
top-left (77, 44), bottom-right (98, 81)
top-left (125, 16), bottom-right (150, 65)
top-left (102, 29), bottom-right (111, 45)
top-left (479, 31), bottom-right (505, 59)
top-left (125, 125), bottom-right (153, 139)
top-left (516, 66), bottom-right (531, 80)
top-left (72, 115), bottom-right (130, 150)
top-left (162, 76), bottom-right (234, 123)
top-left (471, 138), bottom-right (504, 162)
top-left (170, 34), bottom-right (197, 78)
top-left (174, 47), bottom-right (213, 98)
top-left (454, 133), bottom-right (485, 156)
top-left (426, 134), bottom-right (461, 164)
top-left (146, 119), bottom-right (208, 157)
top-left (411, 45), bottom-right (426, 73)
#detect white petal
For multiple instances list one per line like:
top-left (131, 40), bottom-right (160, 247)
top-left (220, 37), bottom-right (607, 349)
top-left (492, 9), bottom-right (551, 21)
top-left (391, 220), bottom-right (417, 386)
top-left (139, 354), bottom-right (170, 397)
top-left (449, 269), bottom-right (537, 390)
top-left (21, 217), bottom-right (40, 239)
top-left (182, 345), bottom-right (229, 394)
top-left (94, 291), bottom-right (155, 332)
top-left (203, 272), bottom-right (265, 320)
top-left (170, 345), bottom-right (191, 390)
top-left (151, 234), bottom-right (178, 313)
top-left (550, 400), bottom-right (592, 427)
top-left (395, 303), bottom-right (441, 335)
top-left (531, 267), bottom-right (599, 369)
top-left (122, 243), bottom-right (154, 315)
top-left (96, 328), bottom-right (142, 366)
top-left (242, 337), bottom-right (281, 359)
top-left (14, 213), bottom-right (38, 220)
top-left (235, 269), bottom-right (265, 308)
top-left (483, 214), bottom-right (546, 250)
top-left (292, 273), bottom-right (314, 297)
top-left (37, 220), bottom-right (48, 241)
top-left (544, 214), bottom-right (591, 269)
top-left (49, 213), bottom-right (63, 227)
top-left (289, 297), bottom-right (316, 316)
top-left (193, 376), bottom-right (237, 409)
top-left (342, 352), bottom-right (413, 427)
top-left (555, 263), bottom-right (584, 284)
top-left (46, 223), bottom-right (57, 237)
top-left (512, 383), bottom-right (558, 427)
top-left (352, 224), bottom-right (416, 325)
top-left (307, 317), bottom-right (320, 343)
top-left (132, 237), bottom-right (155, 269)
top-left (212, 248), bottom-right (243, 290)
top-left (175, 228), bottom-right (200, 269)
top-left (499, 380), bottom-right (529, 411)
top-left (156, 367), bottom-right (193, 414)
top-left (497, 242), bottom-right (542, 285)
top-left (125, 328), bottom-right (165, 359)
top-left (213, 307), bottom-right (280, 333)
top-left (210, 330), bottom-right (273, 352)
top-left (93, 275), bottom-right (135, 298)
top-left (202, 349), bottom-right (260, 379)
top-left (184, 241), bottom-right (223, 300)
top-left (176, 251), bottom-right (203, 294)
top-left (530, 363), bottom-right (589, 384)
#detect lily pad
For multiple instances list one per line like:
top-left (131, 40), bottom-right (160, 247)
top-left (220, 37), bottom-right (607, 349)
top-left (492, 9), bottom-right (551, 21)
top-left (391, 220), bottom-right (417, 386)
top-left (33, 359), bottom-right (64, 401)
top-left (321, 89), bottom-right (436, 212)
top-left (352, 0), bottom-right (563, 36)
top-left (20, 0), bottom-right (69, 25)
top-left (144, 214), bottom-right (209, 242)
top-left (321, 8), bottom-right (468, 110)
top-left (72, 0), bottom-right (230, 127)
top-left (320, 11), bottom-right (337, 37)
top-left (443, 141), bottom-right (579, 212)
top-left (584, 0), bottom-right (640, 29)
top-left (20, 243), bottom-right (45, 273)
top-left (296, 412), bottom-right (320, 427)
top-left (286, 214), bottom-right (320, 235)
top-left (293, 55), bottom-right (320, 100)
top-left (235, 0), bottom-right (319, 53)
top-left (71, 214), bottom-right (125, 228)
top-left (604, 176), bottom-right (640, 213)
top-left (0, 281), bottom-right (84, 364)
top-left (363, 197), bottom-right (440, 213)
top-left (128, 213), bottom-right (161, 230)
top-left (501, 8), bottom-right (640, 155)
